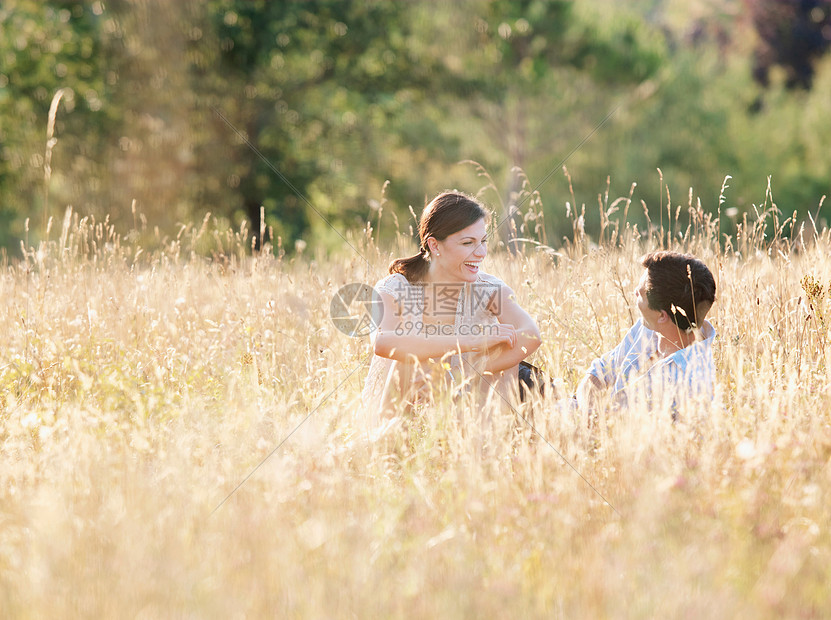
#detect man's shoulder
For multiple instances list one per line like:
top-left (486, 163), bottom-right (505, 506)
top-left (667, 330), bottom-right (716, 374)
top-left (625, 318), bottom-right (656, 342)
top-left (699, 319), bottom-right (717, 342)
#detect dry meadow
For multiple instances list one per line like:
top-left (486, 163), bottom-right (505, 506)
top-left (1, 196), bottom-right (830, 618)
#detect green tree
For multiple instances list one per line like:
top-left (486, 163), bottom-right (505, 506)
top-left (441, 0), bottom-right (666, 245)
top-left (197, 0), bottom-right (469, 246)
top-left (0, 0), bottom-right (115, 246)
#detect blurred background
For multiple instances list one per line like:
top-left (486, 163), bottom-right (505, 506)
top-left (1, 0), bottom-right (830, 251)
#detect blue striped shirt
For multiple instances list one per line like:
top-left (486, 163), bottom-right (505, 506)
top-left (587, 318), bottom-right (716, 412)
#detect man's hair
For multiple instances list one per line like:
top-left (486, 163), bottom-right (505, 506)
top-left (641, 251), bottom-right (716, 330)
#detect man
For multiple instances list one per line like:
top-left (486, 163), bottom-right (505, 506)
top-left (576, 251), bottom-right (717, 417)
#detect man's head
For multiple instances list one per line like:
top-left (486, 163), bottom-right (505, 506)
top-left (635, 251), bottom-right (716, 331)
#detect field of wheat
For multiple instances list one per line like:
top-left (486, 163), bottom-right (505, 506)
top-left (1, 193), bottom-right (830, 618)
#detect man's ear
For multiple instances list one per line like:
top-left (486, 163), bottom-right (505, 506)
top-left (657, 309), bottom-right (670, 324)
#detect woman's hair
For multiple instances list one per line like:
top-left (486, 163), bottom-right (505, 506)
top-left (641, 251), bottom-right (716, 330)
top-left (389, 191), bottom-right (487, 281)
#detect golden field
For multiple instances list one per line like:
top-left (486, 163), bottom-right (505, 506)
top-left (1, 196), bottom-right (830, 619)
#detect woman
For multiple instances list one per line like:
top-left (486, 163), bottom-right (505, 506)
top-left (362, 191), bottom-right (541, 417)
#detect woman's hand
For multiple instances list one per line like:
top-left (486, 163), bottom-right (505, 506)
top-left (470, 323), bottom-right (517, 352)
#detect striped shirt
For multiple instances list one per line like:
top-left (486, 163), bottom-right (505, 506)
top-left (587, 318), bottom-right (716, 412)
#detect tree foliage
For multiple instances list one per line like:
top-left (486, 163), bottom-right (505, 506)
top-left (749, 0), bottom-right (831, 90)
top-left (0, 0), bottom-right (830, 251)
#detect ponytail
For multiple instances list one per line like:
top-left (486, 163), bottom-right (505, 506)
top-left (389, 251), bottom-right (429, 282)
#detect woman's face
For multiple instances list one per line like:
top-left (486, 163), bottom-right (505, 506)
top-left (429, 218), bottom-right (488, 283)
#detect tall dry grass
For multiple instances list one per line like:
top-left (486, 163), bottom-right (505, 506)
top-left (1, 182), bottom-right (830, 618)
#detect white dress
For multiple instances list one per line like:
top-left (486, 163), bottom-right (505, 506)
top-left (361, 271), bottom-right (513, 413)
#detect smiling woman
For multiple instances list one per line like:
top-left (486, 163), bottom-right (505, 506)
top-left (362, 191), bottom-right (542, 421)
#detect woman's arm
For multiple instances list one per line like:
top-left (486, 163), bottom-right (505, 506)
top-left (372, 291), bottom-right (516, 363)
top-left (482, 284), bottom-right (541, 373)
